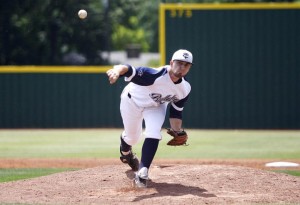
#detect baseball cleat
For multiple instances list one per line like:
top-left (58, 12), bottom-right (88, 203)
top-left (120, 151), bottom-right (139, 171)
top-left (133, 167), bottom-right (149, 188)
top-left (133, 176), bottom-right (147, 188)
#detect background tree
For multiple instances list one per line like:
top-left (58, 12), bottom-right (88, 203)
top-left (0, 0), bottom-right (107, 65)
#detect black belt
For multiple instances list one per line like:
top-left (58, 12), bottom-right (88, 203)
top-left (127, 93), bottom-right (131, 98)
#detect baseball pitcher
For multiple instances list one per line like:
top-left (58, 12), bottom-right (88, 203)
top-left (106, 49), bottom-right (193, 188)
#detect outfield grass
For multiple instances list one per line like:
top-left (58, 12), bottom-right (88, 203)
top-left (0, 168), bottom-right (77, 183)
top-left (0, 129), bottom-right (299, 159)
top-left (273, 170), bottom-right (300, 177)
top-left (181, 129), bottom-right (300, 159)
top-left (0, 129), bottom-right (299, 182)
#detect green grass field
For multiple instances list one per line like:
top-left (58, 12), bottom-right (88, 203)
top-left (0, 168), bottom-right (77, 183)
top-left (0, 129), bottom-right (299, 182)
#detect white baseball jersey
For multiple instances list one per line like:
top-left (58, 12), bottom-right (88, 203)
top-left (122, 65), bottom-right (191, 119)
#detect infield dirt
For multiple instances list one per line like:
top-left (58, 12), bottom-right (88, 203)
top-left (0, 159), bottom-right (300, 204)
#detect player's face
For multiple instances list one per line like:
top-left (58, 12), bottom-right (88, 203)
top-left (170, 60), bottom-right (192, 78)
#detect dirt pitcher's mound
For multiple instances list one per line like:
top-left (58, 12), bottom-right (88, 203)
top-left (0, 164), bottom-right (300, 205)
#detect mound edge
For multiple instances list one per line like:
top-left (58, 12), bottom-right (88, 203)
top-left (0, 164), bottom-right (300, 204)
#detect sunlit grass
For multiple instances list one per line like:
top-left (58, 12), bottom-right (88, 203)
top-left (0, 129), bottom-right (299, 182)
top-left (0, 129), bottom-right (299, 159)
top-left (0, 168), bottom-right (78, 182)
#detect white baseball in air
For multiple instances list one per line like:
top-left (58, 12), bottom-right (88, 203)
top-left (78, 10), bottom-right (87, 19)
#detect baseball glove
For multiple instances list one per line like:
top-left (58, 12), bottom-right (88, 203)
top-left (166, 128), bottom-right (188, 146)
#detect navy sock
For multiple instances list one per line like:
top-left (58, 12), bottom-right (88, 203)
top-left (139, 138), bottom-right (159, 169)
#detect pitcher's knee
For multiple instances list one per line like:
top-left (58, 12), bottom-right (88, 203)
top-left (123, 136), bottom-right (141, 146)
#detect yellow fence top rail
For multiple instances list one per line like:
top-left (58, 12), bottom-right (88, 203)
top-left (160, 2), bottom-right (300, 10)
top-left (0, 66), bottom-right (111, 73)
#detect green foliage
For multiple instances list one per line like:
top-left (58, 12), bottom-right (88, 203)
top-left (0, 0), bottom-right (107, 65)
top-left (136, 1), bottom-right (159, 52)
top-left (0, 0), bottom-right (157, 64)
top-left (109, 0), bottom-right (152, 52)
top-left (111, 16), bottom-right (149, 51)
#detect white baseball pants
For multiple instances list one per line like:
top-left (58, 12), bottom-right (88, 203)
top-left (120, 91), bottom-right (167, 146)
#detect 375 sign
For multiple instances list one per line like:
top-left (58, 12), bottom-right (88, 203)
top-left (169, 9), bottom-right (192, 18)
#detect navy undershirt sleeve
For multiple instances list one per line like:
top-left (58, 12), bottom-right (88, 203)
top-left (131, 67), bottom-right (167, 86)
top-left (169, 94), bottom-right (189, 119)
top-left (120, 64), bottom-right (133, 77)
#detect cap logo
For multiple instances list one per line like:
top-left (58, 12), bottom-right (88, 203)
top-left (183, 53), bottom-right (189, 59)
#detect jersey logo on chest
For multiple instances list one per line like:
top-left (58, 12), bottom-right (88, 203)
top-left (149, 93), bottom-right (179, 104)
